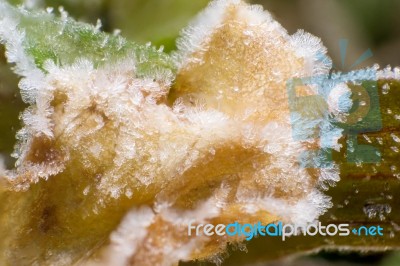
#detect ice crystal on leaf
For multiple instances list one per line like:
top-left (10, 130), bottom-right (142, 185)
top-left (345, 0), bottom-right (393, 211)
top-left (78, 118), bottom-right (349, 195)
top-left (0, 0), bottom-right (375, 265)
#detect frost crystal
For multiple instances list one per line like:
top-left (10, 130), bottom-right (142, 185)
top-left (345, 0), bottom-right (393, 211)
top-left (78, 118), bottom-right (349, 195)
top-left (0, 0), bottom-right (382, 265)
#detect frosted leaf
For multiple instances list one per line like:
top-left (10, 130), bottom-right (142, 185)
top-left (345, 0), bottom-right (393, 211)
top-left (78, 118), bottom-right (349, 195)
top-left (1, 0), bottom-right (339, 264)
top-left (172, 0), bottom-right (339, 225)
top-left (0, 1), bottom-right (175, 103)
top-left (96, 207), bottom-right (156, 266)
top-left (0, 0), bottom-right (394, 265)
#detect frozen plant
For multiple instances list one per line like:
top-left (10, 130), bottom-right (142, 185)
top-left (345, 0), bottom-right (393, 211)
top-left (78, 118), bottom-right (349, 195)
top-left (0, 0), bottom-right (399, 265)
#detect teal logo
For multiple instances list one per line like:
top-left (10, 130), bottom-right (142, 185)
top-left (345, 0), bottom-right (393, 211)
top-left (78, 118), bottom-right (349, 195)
top-left (287, 39), bottom-right (382, 168)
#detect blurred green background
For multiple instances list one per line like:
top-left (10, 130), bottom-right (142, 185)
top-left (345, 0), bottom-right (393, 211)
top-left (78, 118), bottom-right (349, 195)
top-left (1, 0), bottom-right (400, 265)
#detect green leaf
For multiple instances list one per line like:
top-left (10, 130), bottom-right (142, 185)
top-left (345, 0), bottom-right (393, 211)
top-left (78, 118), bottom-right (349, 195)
top-left (5, 0), bottom-right (209, 53)
top-left (0, 1), bottom-right (175, 77)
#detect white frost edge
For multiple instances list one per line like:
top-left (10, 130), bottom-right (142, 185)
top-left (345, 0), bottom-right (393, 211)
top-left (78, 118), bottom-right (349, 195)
top-left (94, 207), bottom-right (156, 266)
top-left (174, 0), bottom-right (284, 69)
top-left (377, 66), bottom-right (400, 80)
top-left (241, 190), bottom-right (333, 228)
top-left (290, 29), bottom-right (332, 76)
top-left (0, 2), bottom-right (46, 104)
top-left (175, 0), bottom-right (332, 79)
